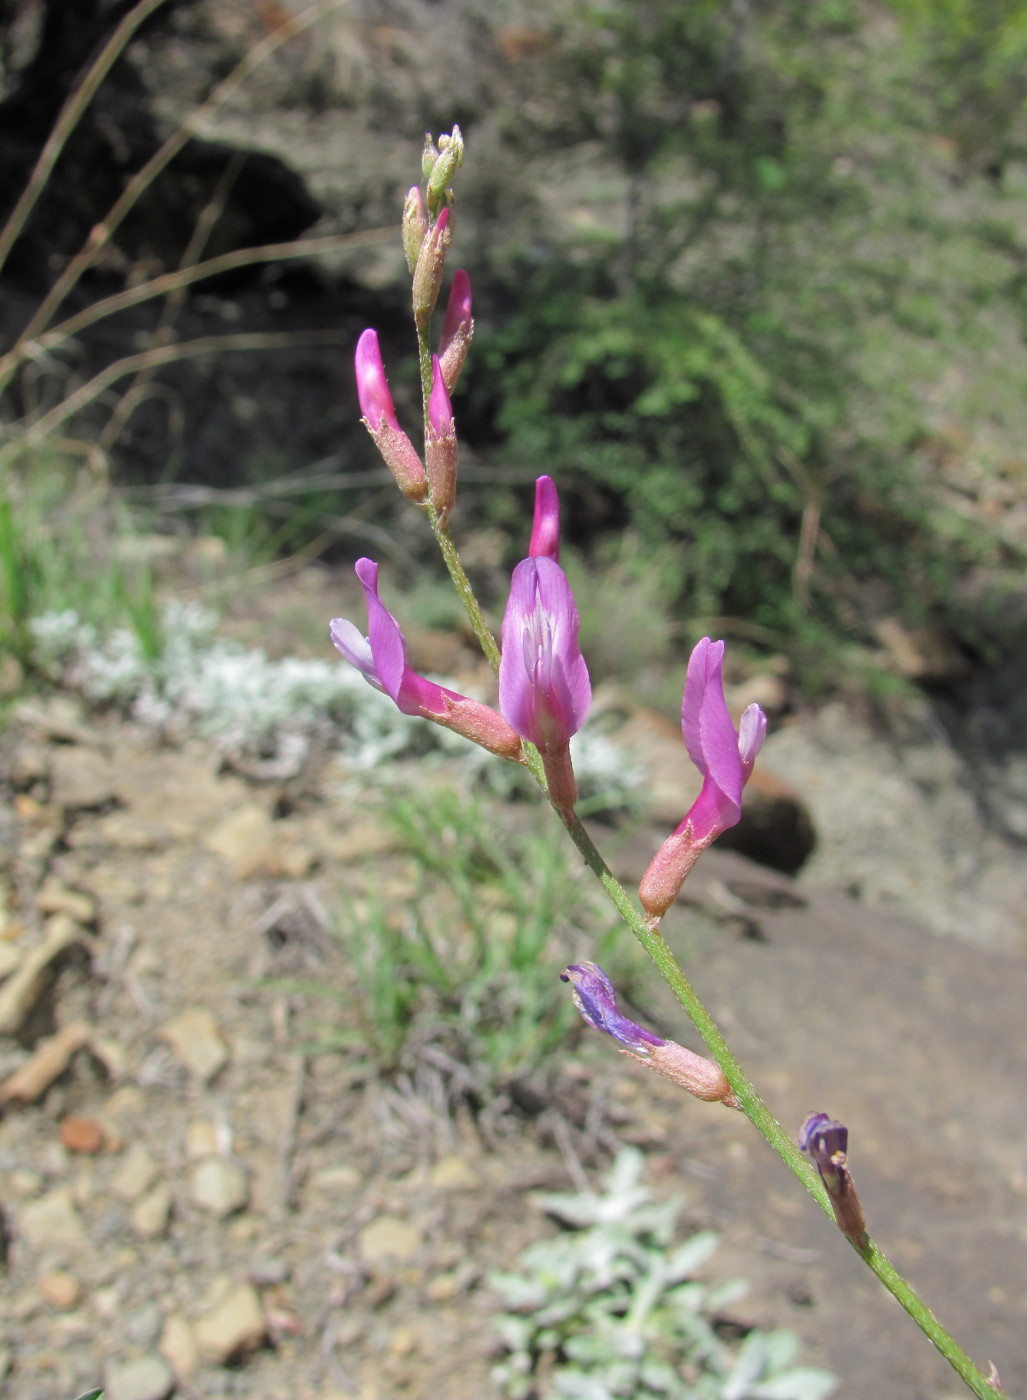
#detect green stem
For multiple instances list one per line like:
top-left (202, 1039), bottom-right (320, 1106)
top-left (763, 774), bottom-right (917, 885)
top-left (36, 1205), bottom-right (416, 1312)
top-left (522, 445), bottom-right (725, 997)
top-left (428, 510), bottom-right (501, 674)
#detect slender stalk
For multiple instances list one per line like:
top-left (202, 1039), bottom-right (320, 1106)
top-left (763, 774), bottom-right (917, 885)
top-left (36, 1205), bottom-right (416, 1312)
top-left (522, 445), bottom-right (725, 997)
top-left (0, 0), bottom-right (171, 278)
top-left (548, 805), bottom-right (1005, 1399)
top-left (428, 509), bottom-right (502, 675)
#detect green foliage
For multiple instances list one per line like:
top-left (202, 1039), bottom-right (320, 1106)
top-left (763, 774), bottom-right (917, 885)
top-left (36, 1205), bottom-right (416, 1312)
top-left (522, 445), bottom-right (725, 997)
top-left (491, 1147), bottom-right (836, 1400)
top-left (0, 464), bottom-right (160, 673)
top-left (331, 780), bottom-right (629, 1076)
top-left (469, 0), bottom-right (1027, 680)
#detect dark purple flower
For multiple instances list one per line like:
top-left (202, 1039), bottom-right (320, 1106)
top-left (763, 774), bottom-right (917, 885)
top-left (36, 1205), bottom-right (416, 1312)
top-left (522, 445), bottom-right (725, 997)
top-left (560, 962), bottom-right (665, 1054)
top-left (799, 1111), bottom-right (867, 1248)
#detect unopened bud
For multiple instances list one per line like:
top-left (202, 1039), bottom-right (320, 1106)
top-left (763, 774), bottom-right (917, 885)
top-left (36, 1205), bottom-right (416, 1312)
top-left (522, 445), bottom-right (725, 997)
top-left (412, 207), bottom-right (452, 331)
top-left (426, 125), bottom-right (464, 217)
top-left (439, 269), bottom-right (473, 392)
top-left (426, 354), bottom-right (457, 522)
top-left (402, 186), bottom-right (428, 274)
top-left (421, 133), bottom-right (438, 183)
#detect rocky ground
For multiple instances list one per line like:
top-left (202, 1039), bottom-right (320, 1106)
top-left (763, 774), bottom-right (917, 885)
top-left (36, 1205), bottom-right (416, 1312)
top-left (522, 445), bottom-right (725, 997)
top-left (0, 565), bottom-right (1025, 1400)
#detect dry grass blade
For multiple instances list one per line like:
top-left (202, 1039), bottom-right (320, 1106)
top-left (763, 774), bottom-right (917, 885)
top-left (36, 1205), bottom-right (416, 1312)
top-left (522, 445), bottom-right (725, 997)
top-left (0, 0), bottom-right (172, 278)
top-left (0, 0), bottom-right (349, 397)
top-left (3, 329), bottom-right (350, 459)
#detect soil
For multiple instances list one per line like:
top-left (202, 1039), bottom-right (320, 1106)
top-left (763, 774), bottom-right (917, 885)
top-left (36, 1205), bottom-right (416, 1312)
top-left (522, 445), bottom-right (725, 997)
top-left (0, 572), bottom-right (1025, 1400)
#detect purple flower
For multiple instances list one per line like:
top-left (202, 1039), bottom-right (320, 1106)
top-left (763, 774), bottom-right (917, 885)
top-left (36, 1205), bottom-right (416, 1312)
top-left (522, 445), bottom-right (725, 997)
top-left (331, 559), bottom-right (521, 758)
top-left (799, 1111), bottom-right (867, 1247)
top-left (639, 638), bottom-right (766, 920)
top-left (354, 329), bottom-right (398, 431)
top-left (354, 331), bottom-right (426, 503)
top-left (560, 962), bottom-right (665, 1054)
top-left (680, 637), bottom-right (766, 838)
top-left (439, 269), bottom-right (473, 392)
top-left (499, 557), bottom-right (590, 752)
top-left (498, 543), bottom-right (590, 814)
top-left (561, 961), bottom-right (737, 1105)
top-left (529, 475), bottom-right (560, 562)
top-left (426, 353), bottom-right (458, 522)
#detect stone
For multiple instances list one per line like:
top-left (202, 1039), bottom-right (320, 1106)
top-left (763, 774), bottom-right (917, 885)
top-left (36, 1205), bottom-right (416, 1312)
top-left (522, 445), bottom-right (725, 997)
top-left (203, 803), bottom-right (275, 879)
top-left (103, 1354), bottom-right (175, 1400)
top-left (306, 1164), bottom-right (361, 1193)
top-left (131, 1181), bottom-right (173, 1239)
top-left (50, 746), bottom-right (120, 811)
top-left (159, 1313), bottom-right (199, 1381)
top-left (111, 1144), bottom-right (159, 1203)
top-left (189, 1158), bottom-right (249, 1217)
top-left (60, 1115), bottom-right (105, 1154)
top-left (39, 1269), bottom-right (82, 1309)
top-left (428, 1154), bottom-right (479, 1192)
top-left (17, 1188), bottom-right (89, 1254)
top-left (159, 1006), bottom-right (228, 1082)
top-left (185, 1119), bottom-right (221, 1158)
top-left (34, 881), bottom-right (97, 924)
top-left (126, 1302), bottom-right (163, 1348)
top-left (357, 1215), bottom-right (423, 1266)
top-left (194, 1283), bottom-right (266, 1364)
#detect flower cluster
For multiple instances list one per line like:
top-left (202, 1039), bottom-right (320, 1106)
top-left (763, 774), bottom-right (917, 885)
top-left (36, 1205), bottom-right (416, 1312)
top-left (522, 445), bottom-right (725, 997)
top-left (335, 124), bottom-right (766, 1039)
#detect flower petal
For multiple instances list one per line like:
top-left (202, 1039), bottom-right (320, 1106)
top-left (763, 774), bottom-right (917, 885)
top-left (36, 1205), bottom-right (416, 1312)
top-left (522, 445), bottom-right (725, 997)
top-left (329, 617), bottom-right (381, 689)
top-left (499, 557), bottom-right (590, 750)
top-left (529, 475), bottom-right (560, 562)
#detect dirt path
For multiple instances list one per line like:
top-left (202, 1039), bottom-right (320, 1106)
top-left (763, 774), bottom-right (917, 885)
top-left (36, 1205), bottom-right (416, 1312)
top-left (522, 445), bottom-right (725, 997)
top-left (0, 687), bottom-right (1024, 1400)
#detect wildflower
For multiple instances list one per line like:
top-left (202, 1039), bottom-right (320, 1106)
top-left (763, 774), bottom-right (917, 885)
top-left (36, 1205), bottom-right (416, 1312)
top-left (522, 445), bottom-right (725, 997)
top-left (799, 1111), bottom-right (868, 1249)
top-left (331, 559), bottom-right (521, 759)
top-left (354, 329), bottom-right (426, 503)
top-left (425, 354), bottom-right (457, 523)
top-left (413, 206), bottom-right (452, 330)
top-left (529, 475), bottom-right (560, 562)
top-left (639, 638), bottom-right (766, 921)
top-left (561, 962), bottom-right (737, 1106)
top-left (438, 269), bottom-right (473, 392)
top-left (498, 534), bottom-right (590, 815)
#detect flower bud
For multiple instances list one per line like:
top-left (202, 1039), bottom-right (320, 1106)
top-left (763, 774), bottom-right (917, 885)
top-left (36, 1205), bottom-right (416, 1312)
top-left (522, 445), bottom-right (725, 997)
top-left (402, 186), bottom-right (428, 274)
top-left (413, 207), bottom-right (452, 331)
top-left (439, 270), bottom-right (473, 392)
top-left (426, 125), bottom-right (464, 218)
top-left (354, 329), bottom-right (427, 503)
top-left (426, 354), bottom-right (458, 522)
top-left (421, 133), bottom-right (438, 183)
top-left (529, 475), bottom-right (560, 562)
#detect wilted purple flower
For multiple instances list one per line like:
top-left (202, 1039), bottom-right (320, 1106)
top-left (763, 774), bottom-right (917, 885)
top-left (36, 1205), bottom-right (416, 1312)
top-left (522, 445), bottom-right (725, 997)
top-left (439, 269), bottom-right (473, 392)
top-left (354, 330), bottom-right (426, 503)
top-left (799, 1111), bottom-right (867, 1248)
top-left (560, 962), bottom-right (665, 1054)
top-left (498, 551), bottom-right (590, 813)
top-left (561, 961), bottom-right (737, 1105)
top-left (639, 638), bottom-right (767, 921)
top-left (529, 475), bottom-right (560, 562)
top-left (331, 559), bottom-right (521, 759)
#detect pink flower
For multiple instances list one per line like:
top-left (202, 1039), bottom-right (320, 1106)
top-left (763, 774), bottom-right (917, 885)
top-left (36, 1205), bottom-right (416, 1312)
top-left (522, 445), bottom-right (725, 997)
top-left (354, 331), bottom-right (426, 503)
top-left (639, 638), bottom-right (767, 920)
top-left (529, 475), bottom-right (560, 562)
top-left (331, 559), bottom-right (521, 759)
top-left (426, 354), bottom-right (457, 522)
top-left (354, 328), bottom-right (398, 431)
top-left (439, 269), bottom-right (473, 392)
top-left (499, 550), bottom-right (590, 813)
